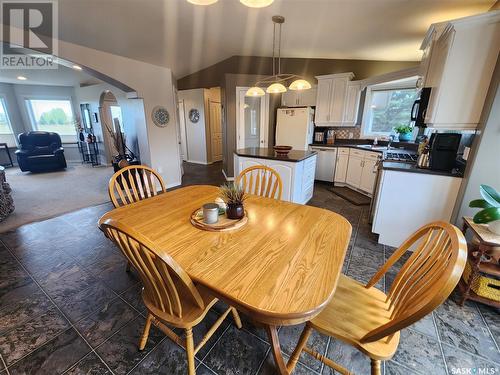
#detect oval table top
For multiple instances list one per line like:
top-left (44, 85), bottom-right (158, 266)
top-left (99, 185), bottom-right (352, 325)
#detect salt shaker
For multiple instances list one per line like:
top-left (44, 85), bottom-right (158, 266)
top-left (202, 203), bottom-right (219, 224)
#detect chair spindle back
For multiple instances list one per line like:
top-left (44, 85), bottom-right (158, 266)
top-left (235, 165), bottom-right (283, 200)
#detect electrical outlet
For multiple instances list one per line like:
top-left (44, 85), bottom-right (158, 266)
top-left (348, 132), bottom-right (354, 139)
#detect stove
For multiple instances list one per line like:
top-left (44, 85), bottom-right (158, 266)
top-left (384, 152), bottom-right (418, 163)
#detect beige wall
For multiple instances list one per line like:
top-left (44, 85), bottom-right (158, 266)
top-left (178, 55), bottom-right (418, 90)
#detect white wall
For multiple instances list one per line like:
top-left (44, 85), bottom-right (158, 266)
top-left (455, 74), bottom-right (500, 222)
top-left (0, 82), bottom-right (82, 163)
top-left (2, 28), bottom-right (183, 187)
top-left (178, 88), bottom-right (208, 164)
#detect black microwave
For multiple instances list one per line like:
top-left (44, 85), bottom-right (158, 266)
top-left (410, 87), bottom-right (432, 127)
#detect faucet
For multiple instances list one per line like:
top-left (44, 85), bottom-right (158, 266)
top-left (387, 135), bottom-right (395, 150)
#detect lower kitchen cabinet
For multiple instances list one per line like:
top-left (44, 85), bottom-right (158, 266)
top-left (338, 148), bottom-right (381, 196)
top-left (234, 154), bottom-right (317, 204)
top-left (334, 148), bottom-right (349, 183)
top-left (346, 154), bottom-right (363, 187)
top-left (359, 158), bottom-right (378, 193)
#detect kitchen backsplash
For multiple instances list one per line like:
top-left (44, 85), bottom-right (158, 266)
top-left (316, 125), bottom-right (361, 139)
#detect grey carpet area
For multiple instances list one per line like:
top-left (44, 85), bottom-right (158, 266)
top-left (0, 163), bottom-right (113, 232)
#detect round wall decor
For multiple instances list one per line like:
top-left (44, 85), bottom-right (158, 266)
top-left (189, 108), bottom-right (200, 123)
top-left (152, 106), bottom-right (170, 127)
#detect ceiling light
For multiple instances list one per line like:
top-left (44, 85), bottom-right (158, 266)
top-left (246, 16), bottom-right (311, 96)
top-left (187, 0), bottom-right (218, 5)
top-left (240, 0), bottom-right (274, 8)
top-left (289, 79), bottom-right (312, 91)
top-left (266, 83), bottom-right (287, 94)
top-left (17, 76), bottom-right (27, 80)
top-left (72, 65), bottom-right (82, 71)
top-left (246, 87), bottom-right (265, 97)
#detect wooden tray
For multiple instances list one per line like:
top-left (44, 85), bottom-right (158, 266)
top-left (190, 208), bottom-right (248, 232)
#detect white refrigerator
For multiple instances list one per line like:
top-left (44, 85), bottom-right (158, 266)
top-left (275, 107), bottom-right (314, 151)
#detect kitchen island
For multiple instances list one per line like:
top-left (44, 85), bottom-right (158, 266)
top-left (234, 148), bottom-right (317, 204)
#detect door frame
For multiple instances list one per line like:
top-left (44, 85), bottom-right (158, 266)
top-left (236, 87), bottom-right (269, 149)
top-left (177, 99), bottom-right (188, 161)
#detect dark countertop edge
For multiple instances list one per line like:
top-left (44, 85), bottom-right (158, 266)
top-left (234, 148), bottom-right (317, 163)
top-left (310, 143), bottom-right (385, 153)
top-left (382, 161), bottom-right (463, 178)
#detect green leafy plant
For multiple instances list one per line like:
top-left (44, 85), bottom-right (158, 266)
top-left (219, 183), bottom-right (246, 205)
top-left (393, 125), bottom-right (413, 135)
top-left (469, 185), bottom-right (500, 224)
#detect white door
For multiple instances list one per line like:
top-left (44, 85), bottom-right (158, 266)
top-left (236, 87), bottom-right (269, 149)
top-left (346, 155), bottom-right (363, 187)
top-left (343, 83), bottom-right (361, 125)
top-left (209, 100), bottom-right (222, 161)
top-left (315, 79), bottom-right (333, 124)
top-left (334, 151), bottom-right (349, 183)
top-left (178, 100), bottom-right (188, 161)
top-left (359, 158), bottom-right (378, 193)
top-left (329, 77), bottom-right (348, 123)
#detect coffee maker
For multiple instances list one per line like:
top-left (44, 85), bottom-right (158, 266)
top-left (428, 133), bottom-right (462, 171)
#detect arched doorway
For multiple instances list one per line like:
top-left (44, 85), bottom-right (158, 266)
top-left (99, 90), bottom-right (124, 164)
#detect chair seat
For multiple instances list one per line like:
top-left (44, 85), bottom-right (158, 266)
top-left (310, 274), bottom-right (400, 360)
top-left (142, 284), bottom-right (218, 329)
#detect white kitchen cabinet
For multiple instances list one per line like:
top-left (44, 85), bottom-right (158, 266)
top-left (234, 153), bottom-right (317, 204)
top-left (420, 12), bottom-right (499, 129)
top-left (346, 153), bottom-right (363, 187)
top-left (359, 158), bottom-right (378, 193)
top-left (282, 87), bottom-right (317, 107)
top-left (314, 73), bottom-right (354, 126)
top-left (334, 149), bottom-right (349, 184)
top-left (343, 82), bottom-right (361, 125)
top-left (315, 79), bottom-right (333, 123)
top-left (372, 169), bottom-right (462, 247)
top-left (311, 147), bottom-right (336, 182)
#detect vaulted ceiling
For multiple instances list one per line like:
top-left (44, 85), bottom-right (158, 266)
top-left (57, 0), bottom-right (494, 78)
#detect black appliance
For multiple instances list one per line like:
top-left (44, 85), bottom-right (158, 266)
top-left (428, 133), bottom-right (462, 171)
top-left (411, 87), bottom-right (432, 128)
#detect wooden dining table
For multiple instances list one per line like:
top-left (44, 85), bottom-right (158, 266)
top-left (99, 185), bottom-right (351, 374)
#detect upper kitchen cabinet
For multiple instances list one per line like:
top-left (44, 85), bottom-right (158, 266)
top-left (281, 86), bottom-right (317, 107)
top-left (420, 12), bottom-right (499, 130)
top-left (314, 73), bottom-right (361, 126)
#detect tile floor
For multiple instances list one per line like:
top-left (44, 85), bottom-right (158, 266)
top-left (0, 163), bottom-right (498, 375)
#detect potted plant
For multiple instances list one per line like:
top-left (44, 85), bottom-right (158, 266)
top-left (394, 125), bottom-right (413, 142)
top-left (219, 183), bottom-right (246, 220)
top-left (469, 184), bottom-right (500, 235)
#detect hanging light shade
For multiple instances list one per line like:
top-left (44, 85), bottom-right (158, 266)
top-left (187, 0), bottom-right (218, 5)
top-left (245, 86), bottom-right (265, 97)
top-left (240, 0), bottom-right (274, 8)
top-left (266, 83), bottom-right (287, 94)
top-left (289, 79), bottom-right (312, 91)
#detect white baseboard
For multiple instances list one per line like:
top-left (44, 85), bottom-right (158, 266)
top-left (222, 169), bottom-right (234, 181)
top-left (167, 180), bottom-right (182, 189)
top-left (187, 160), bottom-right (209, 165)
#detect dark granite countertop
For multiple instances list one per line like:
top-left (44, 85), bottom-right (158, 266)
top-left (382, 161), bottom-right (463, 178)
top-left (234, 148), bottom-right (317, 162)
top-left (310, 143), bottom-right (386, 153)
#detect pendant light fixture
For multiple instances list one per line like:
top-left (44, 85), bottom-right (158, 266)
top-left (246, 16), bottom-right (312, 97)
top-left (187, 0), bottom-right (218, 5)
top-left (240, 0), bottom-right (274, 8)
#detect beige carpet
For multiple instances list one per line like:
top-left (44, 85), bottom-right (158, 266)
top-left (0, 163), bottom-right (114, 232)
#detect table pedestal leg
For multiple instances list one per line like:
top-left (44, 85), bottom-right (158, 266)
top-left (265, 325), bottom-right (290, 375)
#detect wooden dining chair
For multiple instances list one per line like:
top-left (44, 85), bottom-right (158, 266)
top-left (108, 165), bottom-right (166, 208)
top-left (287, 221), bottom-right (467, 375)
top-left (108, 165), bottom-right (167, 272)
top-left (235, 165), bottom-right (283, 200)
top-left (100, 218), bottom-right (242, 375)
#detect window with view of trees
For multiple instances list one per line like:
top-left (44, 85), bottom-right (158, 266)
top-left (0, 98), bottom-right (16, 147)
top-left (26, 99), bottom-right (75, 135)
top-left (0, 99), bottom-right (13, 135)
top-left (363, 88), bottom-right (418, 136)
